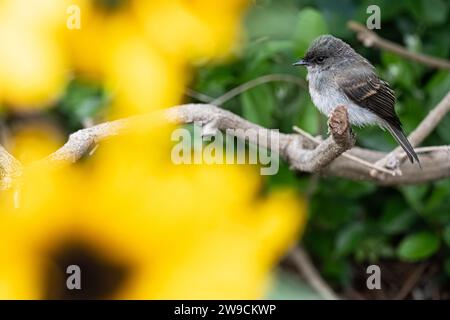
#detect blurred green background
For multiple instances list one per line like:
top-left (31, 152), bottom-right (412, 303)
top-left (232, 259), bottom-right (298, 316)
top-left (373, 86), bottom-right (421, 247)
top-left (3, 0), bottom-right (449, 298)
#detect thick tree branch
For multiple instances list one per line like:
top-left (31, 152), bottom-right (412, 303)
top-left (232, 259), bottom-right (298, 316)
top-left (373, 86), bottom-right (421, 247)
top-left (165, 104), bottom-right (354, 172)
top-left (0, 104), bottom-right (449, 188)
top-left (328, 146), bottom-right (450, 185)
top-left (293, 125), bottom-right (396, 176)
top-left (287, 106), bottom-right (355, 171)
top-left (44, 120), bottom-right (127, 164)
top-left (165, 104), bottom-right (450, 185)
top-left (348, 21), bottom-right (450, 70)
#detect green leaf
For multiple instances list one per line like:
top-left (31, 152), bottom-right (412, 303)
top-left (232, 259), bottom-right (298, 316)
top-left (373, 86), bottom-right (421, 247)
top-left (310, 194), bottom-right (360, 229)
top-left (406, 0), bottom-right (448, 26)
top-left (380, 198), bottom-right (417, 234)
top-left (304, 230), bottom-right (334, 260)
top-left (382, 56), bottom-right (416, 89)
top-left (426, 71), bottom-right (450, 108)
top-left (293, 8), bottom-right (328, 56)
top-left (423, 180), bottom-right (450, 223)
top-left (425, 72), bottom-right (450, 142)
top-left (397, 231), bottom-right (440, 262)
top-left (245, 3), bottom-right (300, 40)
top-left (240, 85), bottom-right (275, 127)
top-left (322, 257), bottom-right (352, 286)
top-left (297, 99), bottom-right (320, 134)
top-left (193, 66), bottom-right (237, 98)
top-left (354, 235), bottom-right (395, 262)
top-left (400, 185), bottom-right (429, 212)
top-left (335, 222), bottom-right (367, 257)
top-left (327, 180), bottom-right (376, 199)
top-left (443, 225), bottom-right (450, 247)
top-left (247, 40), bottom-right (294, 72)
top-left (437, 115), bottom-right (450, 143)
top-left (57, 79), bottom-right (109, 130)
top-left (315, 0), bottom-right (355, 38)
top-left (356, 0), bottom-right (405, 21)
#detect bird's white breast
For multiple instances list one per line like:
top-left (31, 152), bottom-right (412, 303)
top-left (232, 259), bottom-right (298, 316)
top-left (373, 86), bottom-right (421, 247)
top-left (306, 68), bottom-right (381, 127)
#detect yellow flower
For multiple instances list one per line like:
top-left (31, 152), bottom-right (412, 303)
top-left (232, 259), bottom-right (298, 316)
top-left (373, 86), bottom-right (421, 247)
top-left (0, 0), bottom-right (248, 114)
top-left (0, 0), bottom-right (69, 109)
top-left (0, 0), bottom-right (302, 300)
top-left (0, 123), bottom-right (305, 299)
top-left (135, 0), bottom-right (248, 61)
top-left (68, 0), bottom-right (249, 116)
top-left (8, 123), bottom-right (64, 164)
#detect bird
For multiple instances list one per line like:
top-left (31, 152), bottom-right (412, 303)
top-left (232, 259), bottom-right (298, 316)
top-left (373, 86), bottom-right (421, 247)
top-left (293, 34), bottom-right (420, 165)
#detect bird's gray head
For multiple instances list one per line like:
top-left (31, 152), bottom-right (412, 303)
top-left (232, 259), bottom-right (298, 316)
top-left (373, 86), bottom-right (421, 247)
top-left (293, 35), bottom-right (355, 71)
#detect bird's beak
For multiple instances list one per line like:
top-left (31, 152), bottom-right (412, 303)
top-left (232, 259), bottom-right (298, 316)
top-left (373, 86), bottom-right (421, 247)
top-left (292, 59), bottom-right (309, 67)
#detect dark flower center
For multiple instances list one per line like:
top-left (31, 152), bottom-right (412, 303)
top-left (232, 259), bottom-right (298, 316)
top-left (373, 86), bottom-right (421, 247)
top-left (93, 0), bottom-right (128, 13)
top-left (43, 241), bottom-right (131, 300)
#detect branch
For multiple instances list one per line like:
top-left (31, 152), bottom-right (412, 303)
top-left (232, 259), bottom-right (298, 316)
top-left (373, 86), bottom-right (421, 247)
top-left (27, 104), bottom-right (350, 174)
top-left (1, 104), bottom-right (449, 188)
top-left (211, 74), bottom-right (307, 106)
top-left (408, 92), bottom-right (450, 146)
top-left (394, 263), bottom-right (428, 300)
top-left (185, 88), bottom-right (215, 103)
top-left (289, 246), bottom-right (340, 300)
top-left (293, 125), bottom-right (396, 176)
top-left (348, 21), bottom-right (450, 70)
top-left (166, 104), bottom-right (354, 172)
top-left (371, 91), bottom-right (450, 175)
top-left (328, 145), bottom-right (450, 185)
top-left (43, 120), bottom-right (127, 164)
top-left (0, 145), bottom-right (22, 190)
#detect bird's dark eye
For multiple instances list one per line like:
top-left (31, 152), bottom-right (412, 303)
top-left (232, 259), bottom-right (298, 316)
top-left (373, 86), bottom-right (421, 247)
top-left (316, 56), bottom-right (326, 63)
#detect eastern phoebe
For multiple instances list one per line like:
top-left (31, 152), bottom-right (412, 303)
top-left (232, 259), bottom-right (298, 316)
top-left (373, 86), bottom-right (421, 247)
top-left (293, 35), bottom-right (420, 165)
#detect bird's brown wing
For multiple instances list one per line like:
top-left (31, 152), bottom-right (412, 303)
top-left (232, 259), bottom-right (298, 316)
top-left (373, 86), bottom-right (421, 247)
top-left (338, 71), bottom-right (401, 128)
top-left (338, 70), bottom-right (420, 164)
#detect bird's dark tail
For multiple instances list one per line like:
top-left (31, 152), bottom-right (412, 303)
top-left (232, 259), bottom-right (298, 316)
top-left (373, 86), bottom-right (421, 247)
top-left (385, 124), bottom-right (421, 167)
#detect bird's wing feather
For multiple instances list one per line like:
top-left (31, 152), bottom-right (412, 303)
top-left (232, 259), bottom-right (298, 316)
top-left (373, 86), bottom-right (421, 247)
top-left (337, 71), bottom-right (401, 128)
top-left (337, 69), bottom-right (421, 165)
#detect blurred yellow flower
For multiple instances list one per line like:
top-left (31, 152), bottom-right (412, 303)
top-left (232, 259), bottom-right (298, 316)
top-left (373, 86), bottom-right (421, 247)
top-left (0, 0), bottom-right (248, 114)
top-left (0, 0), bottom-right (69, 109)
top-left (0, 123), bottom-right (305, 299)
top-left (0, 0), bottom-right (304, 301)
top-left (8, 122), bottom-right (64, 164)
top-left (68, 0), bottom-right (249, 116)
